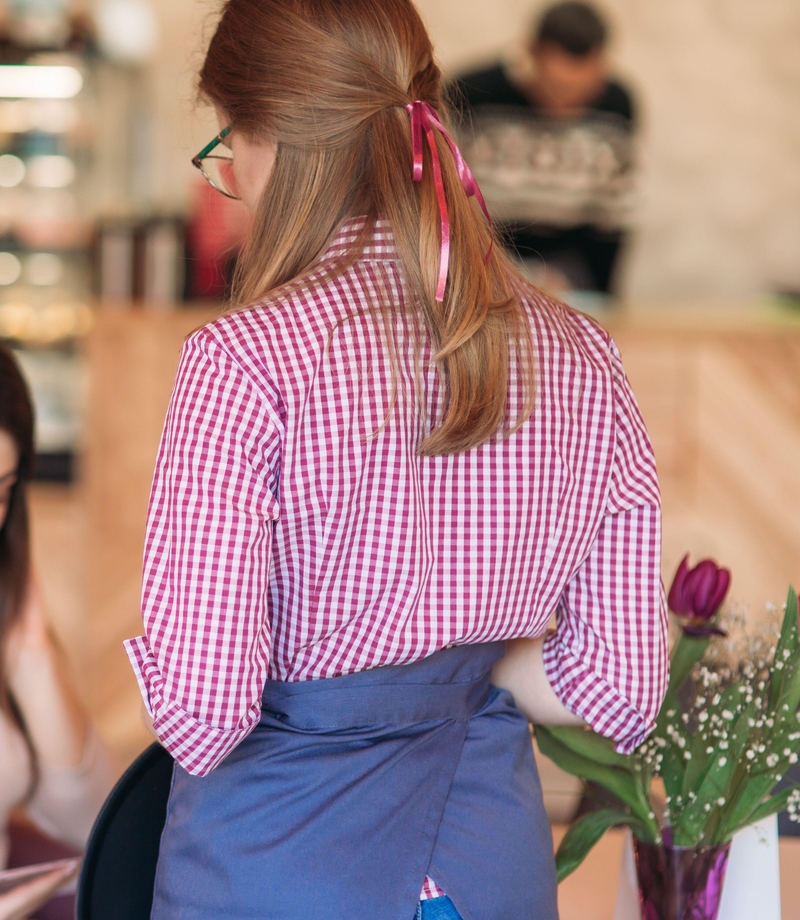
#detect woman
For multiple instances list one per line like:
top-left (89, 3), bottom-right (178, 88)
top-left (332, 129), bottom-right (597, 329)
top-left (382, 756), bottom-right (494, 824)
top-left (125, 1), bottom-right (668, 918)
top-left (0, 345), bottom-right (115, 919)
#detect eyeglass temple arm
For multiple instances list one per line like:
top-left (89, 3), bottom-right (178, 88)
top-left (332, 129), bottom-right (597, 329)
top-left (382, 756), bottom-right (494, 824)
top-left (192, 124), bottom-right (234, 167)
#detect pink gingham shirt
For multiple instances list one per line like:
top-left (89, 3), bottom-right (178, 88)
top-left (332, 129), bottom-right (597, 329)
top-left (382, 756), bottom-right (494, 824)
top-left (125, 219), bottom-right (668, 899)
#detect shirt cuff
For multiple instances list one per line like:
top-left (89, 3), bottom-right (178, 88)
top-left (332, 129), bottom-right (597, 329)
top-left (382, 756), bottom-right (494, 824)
top-left (542, 632), bottom-right (654, 755)
top-left (124, 636), bottom-right (262, 776)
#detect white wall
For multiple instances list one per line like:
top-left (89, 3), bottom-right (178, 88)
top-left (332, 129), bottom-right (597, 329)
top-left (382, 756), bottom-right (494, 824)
top-left (146, 0), bottom-right (800, 302)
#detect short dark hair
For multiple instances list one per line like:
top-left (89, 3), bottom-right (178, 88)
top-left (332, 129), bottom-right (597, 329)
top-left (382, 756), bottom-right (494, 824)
top-left (535, 2), bottom-right (608, 56)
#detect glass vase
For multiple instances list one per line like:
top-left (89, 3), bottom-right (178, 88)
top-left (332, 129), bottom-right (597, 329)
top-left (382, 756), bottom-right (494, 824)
top-left (632, 837), bottom-right (731, 920)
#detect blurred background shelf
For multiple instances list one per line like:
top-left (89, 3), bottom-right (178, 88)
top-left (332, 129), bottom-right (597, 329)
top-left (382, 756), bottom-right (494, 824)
top-left (0, 1), bottom-right (222, 483)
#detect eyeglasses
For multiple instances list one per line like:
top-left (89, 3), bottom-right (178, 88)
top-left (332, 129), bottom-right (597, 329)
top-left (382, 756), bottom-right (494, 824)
top-left (192, 124), bottom-right (240, 200)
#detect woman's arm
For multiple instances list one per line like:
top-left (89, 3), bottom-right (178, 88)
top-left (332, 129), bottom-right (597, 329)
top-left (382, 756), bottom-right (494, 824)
top-left (5, 580), bottom-right (87, 768)
top-left (124, 329), bottom-right (282, 777)
top-left (492, 636), bottom-right (585, 727)
top-left (5, 580), bottom-right (117, 848)
top-left (520, 334), bottom-right (669, 753)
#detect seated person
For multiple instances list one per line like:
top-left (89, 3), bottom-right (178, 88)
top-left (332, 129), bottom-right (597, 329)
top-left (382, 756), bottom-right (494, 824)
top-left (0, 344), bottom-right (117, 919)
top-left (449, 1), bottom-right (637, 294)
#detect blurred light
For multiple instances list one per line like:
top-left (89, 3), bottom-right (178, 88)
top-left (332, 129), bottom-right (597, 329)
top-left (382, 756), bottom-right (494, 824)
top-left (38, 302), bottom-right (84, 342)
top-left (26, 252), bottom-right (63, 285)
top-left (0, 154), bottom-right (25, 187)
top-left (0, 100), bottom-right (31, 133)
top-left (0, 252), bottom-right (21, 285)
top-left (0, 99), bottom-right (79, 134)
top-left (0, 66), bottom-right (83, 99)
top-left (26, 155), bottom-right (75, 188)
top-left (32, 99), bottom-right (79, 133)
top-left (0, 300), bottom-right (92, 343)
top-left (0, 302), bottom-right (28, 339)
top-left (96, 0), bottom-right (159, 63)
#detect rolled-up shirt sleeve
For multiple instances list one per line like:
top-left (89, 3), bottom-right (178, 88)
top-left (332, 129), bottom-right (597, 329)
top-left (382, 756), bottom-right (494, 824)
top-left (542, 338), bottom-right (669, 754)
top-left (124, 327), bottom-right (282, 776)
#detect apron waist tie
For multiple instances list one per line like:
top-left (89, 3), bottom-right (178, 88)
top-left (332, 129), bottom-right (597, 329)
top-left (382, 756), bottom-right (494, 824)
top-left (261, 642), bottom-right (505, 730)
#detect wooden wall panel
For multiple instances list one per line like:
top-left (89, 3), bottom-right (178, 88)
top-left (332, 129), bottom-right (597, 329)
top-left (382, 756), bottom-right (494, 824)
top-left (613, 325), bottom-right (800, 616)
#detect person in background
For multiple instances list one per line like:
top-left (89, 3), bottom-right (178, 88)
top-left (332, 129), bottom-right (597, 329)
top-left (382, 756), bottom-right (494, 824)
top-left (450, 1), bottom-right (637, 295)
top-left (0, 344), bottom-right (116, 920)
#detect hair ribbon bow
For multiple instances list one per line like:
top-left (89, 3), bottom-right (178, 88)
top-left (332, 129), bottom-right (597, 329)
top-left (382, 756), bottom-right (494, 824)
top-left (406, 100), bottom-right (493, 302)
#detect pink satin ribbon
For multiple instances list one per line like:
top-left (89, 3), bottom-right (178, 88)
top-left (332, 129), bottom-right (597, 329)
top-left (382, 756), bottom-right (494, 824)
top-left (406, 100), bottom-right (492, 302)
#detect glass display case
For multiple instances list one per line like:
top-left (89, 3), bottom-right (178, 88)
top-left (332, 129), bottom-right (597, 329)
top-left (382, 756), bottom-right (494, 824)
top-left (0, 1), bottom-right (145, 478)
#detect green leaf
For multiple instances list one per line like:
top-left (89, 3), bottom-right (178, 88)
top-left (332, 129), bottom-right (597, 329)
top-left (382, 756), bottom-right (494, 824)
top-left (656, 633), bottom-right (710, 739)
top-left (536, 727), bottom-right (654, 829)
top-left (659, 743), bottom-right (686, 803)
top-left (681, 730), bottom-right (714, 798)
top-left (665, 634), bottom-right (711, 703)
top-left (672, 748), bottom-right (737, 845)
top-left (681, 682), bottom-right (743, 799)
top-left (729, 700), bottom-right (759, 763)
top-left (769, 586), bottom-right (799, 711)
top-left (722, 772), bottom-right (780, 837)
top-left (726, 783), bottom-right (800, 837)
top-left (544, 725), bottom-right (633, 769)
top-left (780, 587), bottom-right (799, 651)
top-left (775, 660), bottom-right (800, 723)
top-left (555, 809), bottom-right (654, 882)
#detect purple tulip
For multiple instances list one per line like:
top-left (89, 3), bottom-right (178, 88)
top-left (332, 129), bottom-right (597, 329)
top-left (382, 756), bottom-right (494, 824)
top-left (668, 555), bottom-right (731, 637)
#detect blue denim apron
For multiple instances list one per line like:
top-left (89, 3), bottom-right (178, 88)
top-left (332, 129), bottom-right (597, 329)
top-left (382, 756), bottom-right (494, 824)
top-left (150, 642), bottom-right (558, 920)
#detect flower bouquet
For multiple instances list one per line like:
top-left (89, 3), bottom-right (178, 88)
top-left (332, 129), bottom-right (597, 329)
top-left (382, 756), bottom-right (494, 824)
top-left (538, 556), bottom-right (800, 920)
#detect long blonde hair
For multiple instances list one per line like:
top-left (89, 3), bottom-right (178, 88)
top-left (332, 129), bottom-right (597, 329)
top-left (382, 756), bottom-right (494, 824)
top-left (199, 0), bottom-right (535, 455)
